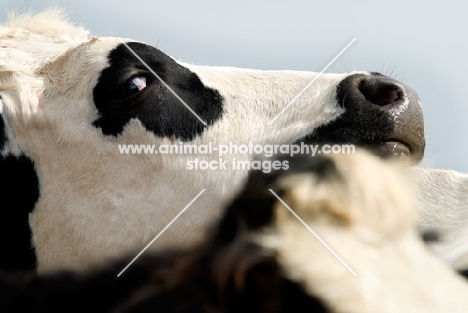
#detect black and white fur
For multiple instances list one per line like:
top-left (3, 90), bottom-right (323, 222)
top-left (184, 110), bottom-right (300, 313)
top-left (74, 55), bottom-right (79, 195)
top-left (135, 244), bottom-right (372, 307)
top-left (1, 9), bottom-right (465, 274)
top-left (1, 150), bottom-right (468, 312)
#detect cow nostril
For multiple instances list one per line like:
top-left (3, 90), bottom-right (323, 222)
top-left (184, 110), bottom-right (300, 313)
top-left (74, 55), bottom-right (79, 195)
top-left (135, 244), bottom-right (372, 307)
top-left (359, 80), bottom-right (403, 107)
top-left (368, 88), bottom-right (400, 106)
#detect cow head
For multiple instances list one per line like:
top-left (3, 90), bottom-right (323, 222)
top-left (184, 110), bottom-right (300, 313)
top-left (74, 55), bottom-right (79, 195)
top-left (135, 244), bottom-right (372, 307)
top-left (0, 10), bottom-right (425, 271)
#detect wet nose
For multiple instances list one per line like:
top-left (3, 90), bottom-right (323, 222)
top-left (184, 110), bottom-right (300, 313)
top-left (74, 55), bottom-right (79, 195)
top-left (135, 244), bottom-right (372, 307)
top-left (337, 73), bottom-right (406, 109)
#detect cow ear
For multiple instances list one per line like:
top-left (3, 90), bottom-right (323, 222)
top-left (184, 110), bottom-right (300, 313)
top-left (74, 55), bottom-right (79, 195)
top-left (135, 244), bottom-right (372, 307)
top-left (0, 103), bottom-right (39, 272)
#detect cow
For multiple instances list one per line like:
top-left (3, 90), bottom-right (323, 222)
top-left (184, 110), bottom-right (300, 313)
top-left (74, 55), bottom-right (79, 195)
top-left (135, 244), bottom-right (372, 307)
top-left (1, 150), bottom-right (468, 312)
top-left (0, 9), bottom-right (464, 274)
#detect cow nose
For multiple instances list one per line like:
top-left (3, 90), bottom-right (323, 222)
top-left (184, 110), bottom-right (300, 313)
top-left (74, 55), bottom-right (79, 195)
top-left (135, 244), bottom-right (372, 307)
top-left (337, 74), bottom-right (405, 109)
top-left (334, 72), bottom-right (425, 163)
top-left (358, 77), bottom-right (404, 107)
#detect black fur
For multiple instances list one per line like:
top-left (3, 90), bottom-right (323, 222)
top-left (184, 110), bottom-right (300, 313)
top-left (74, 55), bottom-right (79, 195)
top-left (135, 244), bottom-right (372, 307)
top-left (458, 269), bottom-right (468, 280)
top-left (93, 42), bottom-right (224, 141)
top-left (0, 110), bottom-right (5, 151)
top-left (0, 114), bottom-right (39, 272)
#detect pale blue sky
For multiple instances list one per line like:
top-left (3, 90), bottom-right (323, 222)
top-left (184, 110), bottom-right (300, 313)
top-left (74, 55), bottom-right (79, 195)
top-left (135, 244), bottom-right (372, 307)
top-left (2, 0), bottom-right (468, 171)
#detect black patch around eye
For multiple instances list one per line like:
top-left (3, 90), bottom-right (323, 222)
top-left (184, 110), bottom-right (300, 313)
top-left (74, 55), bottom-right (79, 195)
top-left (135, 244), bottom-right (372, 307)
top-left (92, 42), bottom-right (224, 141)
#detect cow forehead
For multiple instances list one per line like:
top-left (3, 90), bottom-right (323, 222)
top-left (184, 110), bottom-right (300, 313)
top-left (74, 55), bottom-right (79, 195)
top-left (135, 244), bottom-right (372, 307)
top-left (0, 11), bottom-right (140, 93)
top-left (1, 36), bottom-right (137, 114)
top-left (0, 35), bottom-right (152, 154)
top-left (5, 36), bottom-right (152, 94)
top-left (40, 37), bottom-right (126, 98)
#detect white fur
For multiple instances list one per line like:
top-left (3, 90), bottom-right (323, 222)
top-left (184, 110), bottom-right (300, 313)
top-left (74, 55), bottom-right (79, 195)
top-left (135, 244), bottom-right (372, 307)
top-left (407, 167), bottom-right (468, 269)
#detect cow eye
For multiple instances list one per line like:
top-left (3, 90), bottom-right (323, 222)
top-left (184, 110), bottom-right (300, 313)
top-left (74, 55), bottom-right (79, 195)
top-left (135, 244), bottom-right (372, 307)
top-left (121, 75), bottom-right (147, 98)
